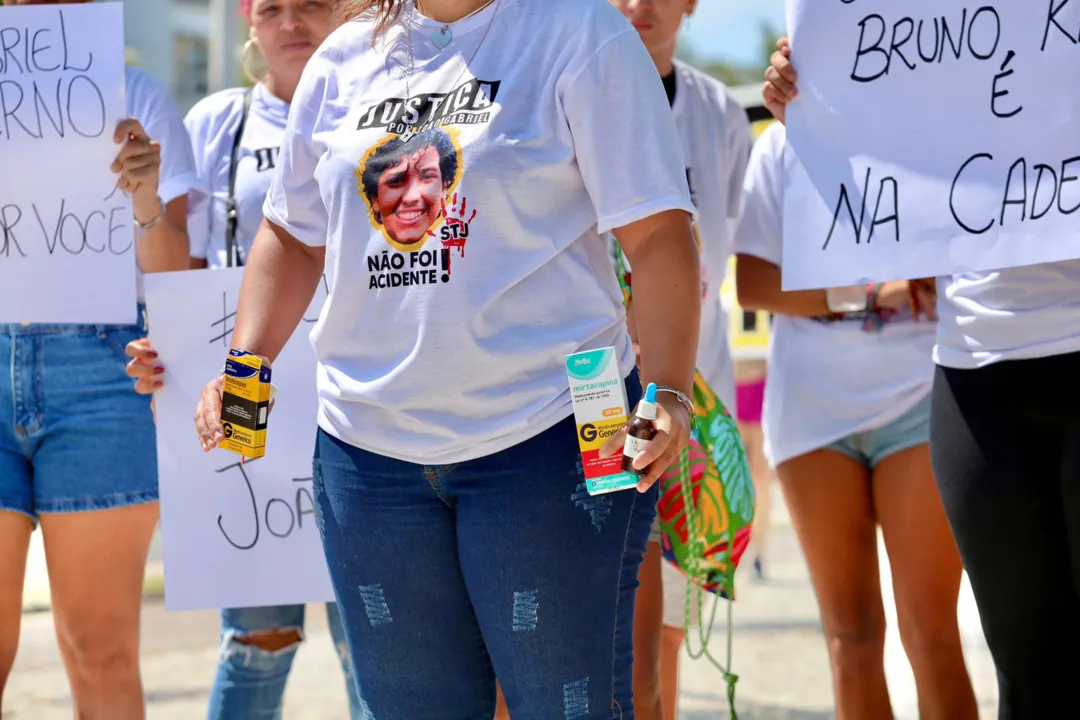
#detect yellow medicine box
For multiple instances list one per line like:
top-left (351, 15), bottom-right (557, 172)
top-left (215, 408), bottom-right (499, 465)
top-left (219, 350), bottom-right (272, 459)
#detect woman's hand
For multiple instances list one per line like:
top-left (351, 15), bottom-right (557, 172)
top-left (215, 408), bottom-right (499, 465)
top-left (599, 393), bottom-right (693, 493)
top-left (194, 377), bottom-right (226, 452)
top-left (763, 37), bottom-right (798, 124)
top-left (112, 118), bottom-right (164, 226)
top-left (125, 338), bottom-right (165, 394)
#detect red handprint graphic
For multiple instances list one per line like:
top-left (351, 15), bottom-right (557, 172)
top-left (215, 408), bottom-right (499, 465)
top-left (429, 193), bottom-right (477, 281)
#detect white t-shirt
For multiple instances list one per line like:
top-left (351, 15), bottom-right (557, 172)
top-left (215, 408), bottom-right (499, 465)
top-left (733, 123), bottom-right (936, 466)
top-left (671, 60), bottom-right (750, 408)
top-left (934, 262), bottom-right (1080, 368)
top-left (609, 61), bottom-right (749, 409)
top-left (263, 0), bottom-right (695, 465)
top-left (127, 67), bottom-right (200, 299)
top-left (186, 83), bottom-right (289, 269)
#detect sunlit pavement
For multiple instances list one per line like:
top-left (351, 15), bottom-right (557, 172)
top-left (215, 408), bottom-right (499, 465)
top-left (6, 490), bottom-right (999, 719)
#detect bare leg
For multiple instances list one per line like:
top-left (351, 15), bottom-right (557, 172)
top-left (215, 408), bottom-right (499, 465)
top-left (40, 503), bottom-right (159, 720)
top-left (659, 623), bottom-right (683, 720)
top-left (494, 683), bottom-right (509, 719)
top-left (873, 445), bottom-right (977, 720)
top-left (738, 421), bottom-right (772, 575)
top-left (0, 511), bottom-right (33, 713)
top-left (778, 450), bottom-right (892, 720)
top-left (632, 541), bottom-right (665, 720)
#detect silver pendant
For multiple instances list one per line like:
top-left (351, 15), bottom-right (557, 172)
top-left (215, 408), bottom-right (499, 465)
top-left (399, 126), bottom-right (417, 143)
top-left (432, 25), bottom-right (452, 49)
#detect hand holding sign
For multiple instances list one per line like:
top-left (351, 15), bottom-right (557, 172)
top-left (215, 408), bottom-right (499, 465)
top-left (763, 37), bottom-right (796, 124)
top-left (112, 118), bottom-right (163, 223)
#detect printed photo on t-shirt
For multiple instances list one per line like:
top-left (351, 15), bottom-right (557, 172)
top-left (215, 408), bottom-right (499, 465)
top-left (357, 127), bottom-right (464, 251)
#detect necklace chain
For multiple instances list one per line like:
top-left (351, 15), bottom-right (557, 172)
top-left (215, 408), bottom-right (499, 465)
top-left (418, 0), bottom-right (497, 30)
top-left (401, 0), bottom-right (501, 140)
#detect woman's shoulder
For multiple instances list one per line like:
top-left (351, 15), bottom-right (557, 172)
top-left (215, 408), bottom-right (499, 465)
top-left (184, 87), bottom-right (251, 127)
top-left (675, 61), bottom-right (742, 118)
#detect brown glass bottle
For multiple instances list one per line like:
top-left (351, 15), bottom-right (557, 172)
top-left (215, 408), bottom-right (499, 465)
top-left (622, 383), bottom-right (658, 475)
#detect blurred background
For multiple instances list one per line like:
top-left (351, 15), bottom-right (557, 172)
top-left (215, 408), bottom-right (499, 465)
top-left (111, 0), bottom-right (786, 114)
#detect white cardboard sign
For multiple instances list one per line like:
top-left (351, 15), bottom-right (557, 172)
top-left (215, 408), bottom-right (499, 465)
top-left (0, 3), bottom-right (136, 323)
top-left (782, 0), bottom-right (1080, 289)
top-left (146, 268), bottom-right (334, 611)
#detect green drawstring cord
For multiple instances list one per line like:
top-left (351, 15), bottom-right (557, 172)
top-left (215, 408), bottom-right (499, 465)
top-left (675, 445), bottom-right (740, 719)
top-left (612, 245), bottom-right (741, 715)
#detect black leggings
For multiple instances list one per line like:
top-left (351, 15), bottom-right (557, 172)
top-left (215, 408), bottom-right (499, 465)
top-left (931, 352), bottom-right (1080, 719)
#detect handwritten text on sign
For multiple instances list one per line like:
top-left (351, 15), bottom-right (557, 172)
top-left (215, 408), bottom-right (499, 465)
top-left (781, 0), bottom-right (1080, 290)
top-left (146, 268), bottom-right (332, 611)
top-left (0, 3), bottom-right (135, 323)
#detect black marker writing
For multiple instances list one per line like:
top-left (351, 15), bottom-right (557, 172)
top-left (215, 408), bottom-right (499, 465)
top-left (0, 9), bottom-right (93, 76)
top-left (850, 8), bottom-right (1001, 83)
top-left (990, 50), bottom-right (1022, 118)
top-left (209, 291), bottom-right (236, 346)
top-left (949, 151), bottom-right (1080, 234)
top-left (823, 167), bottom-right (900, 250)
top-left (0, 199), bottom-right (129, 259)
top-left (216, 459), bottom-right (318, 550)
top-left (1041, 0), bottom-right (1075, 51)
top-left (0, 74), bottom-right (106, 140)
top-left (0, 204), bottom-right (26, 257)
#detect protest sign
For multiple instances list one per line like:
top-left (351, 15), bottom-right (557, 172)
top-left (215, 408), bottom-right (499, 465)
top-left (0, 2), bottom-right (135, 323)
top-left (783, 0), bottom-right (1080, 290)
top-left (146, 268), bottom-right (334, 611)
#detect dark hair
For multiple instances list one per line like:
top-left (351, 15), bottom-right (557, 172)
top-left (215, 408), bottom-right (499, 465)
top-left (361, 130), bottom-right (459, 217)
top-left (334, 0), bottom-right (402, 33)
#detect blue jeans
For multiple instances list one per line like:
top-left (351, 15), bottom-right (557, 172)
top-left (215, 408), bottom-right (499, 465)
top-left (0, 308), bottom-right (157, 523)
top-left (312, 374), bottom-right (655, 720)
top-left (208, 603), bottom-right (362, 719)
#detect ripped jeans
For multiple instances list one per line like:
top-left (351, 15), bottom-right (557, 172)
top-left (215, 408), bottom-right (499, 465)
top-left (208, 603), bottom-right (363, 719)
top-left (311, 373), bottom-right (656, 719)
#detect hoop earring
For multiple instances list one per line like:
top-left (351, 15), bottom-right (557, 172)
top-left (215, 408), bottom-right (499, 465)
top-left (242, 37), bottom-right (262, 85)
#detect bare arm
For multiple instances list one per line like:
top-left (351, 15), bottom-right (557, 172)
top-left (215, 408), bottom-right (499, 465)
top-left (736, 253), bottom-right (922, 318)
top-left (136, 195), bottom-right (190, 273)
top-left (600, 209), bottom-right (700, 490)
top-left (230, 219), bottom-right (325, 364)
top-left (194, 218), bottom-right (324, 451)
top-left (735, 253), bottom-right (830, 317)
top-left (614, 209), bottom-right (700, 396)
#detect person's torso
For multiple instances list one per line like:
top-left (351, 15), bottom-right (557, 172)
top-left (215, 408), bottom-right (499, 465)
top-left (934, 260), bottom-right (1080, 368)
top-left (303, 0), bottom-right (638, 463)
top-left (127, 66), bottom-right (197, 300)
top-left (744, 125), bottom-right (937, 464)
top-left (671, 61), bottom-right (742, 403)
top-left (192, 84), bottom-right (289, 270)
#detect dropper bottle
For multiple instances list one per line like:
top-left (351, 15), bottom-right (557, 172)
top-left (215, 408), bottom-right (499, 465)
top-left (622, 383), bottom-right (658, 475)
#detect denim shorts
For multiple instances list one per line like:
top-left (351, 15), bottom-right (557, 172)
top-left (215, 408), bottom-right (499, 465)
top-left (0, 308), bottom-right (158, 522)
top-left (312, 372), bottom-right (656, 719)
top-left (825, 392), bottom-right (931, 469)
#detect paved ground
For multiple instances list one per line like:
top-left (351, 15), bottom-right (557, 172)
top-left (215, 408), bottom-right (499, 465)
top-left (7, 492), bottom-right (1001, 719)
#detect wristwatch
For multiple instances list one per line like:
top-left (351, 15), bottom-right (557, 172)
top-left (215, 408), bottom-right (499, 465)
top-left (825, 285), bottom-right (868, 314)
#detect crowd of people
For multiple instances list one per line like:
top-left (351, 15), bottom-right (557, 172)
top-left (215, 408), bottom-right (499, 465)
top-left (0, 0), bottom-right (1072, 719)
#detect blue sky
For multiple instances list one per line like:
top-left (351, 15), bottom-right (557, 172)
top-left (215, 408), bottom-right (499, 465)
top-left (683, 0), bottom-right (786, 66)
